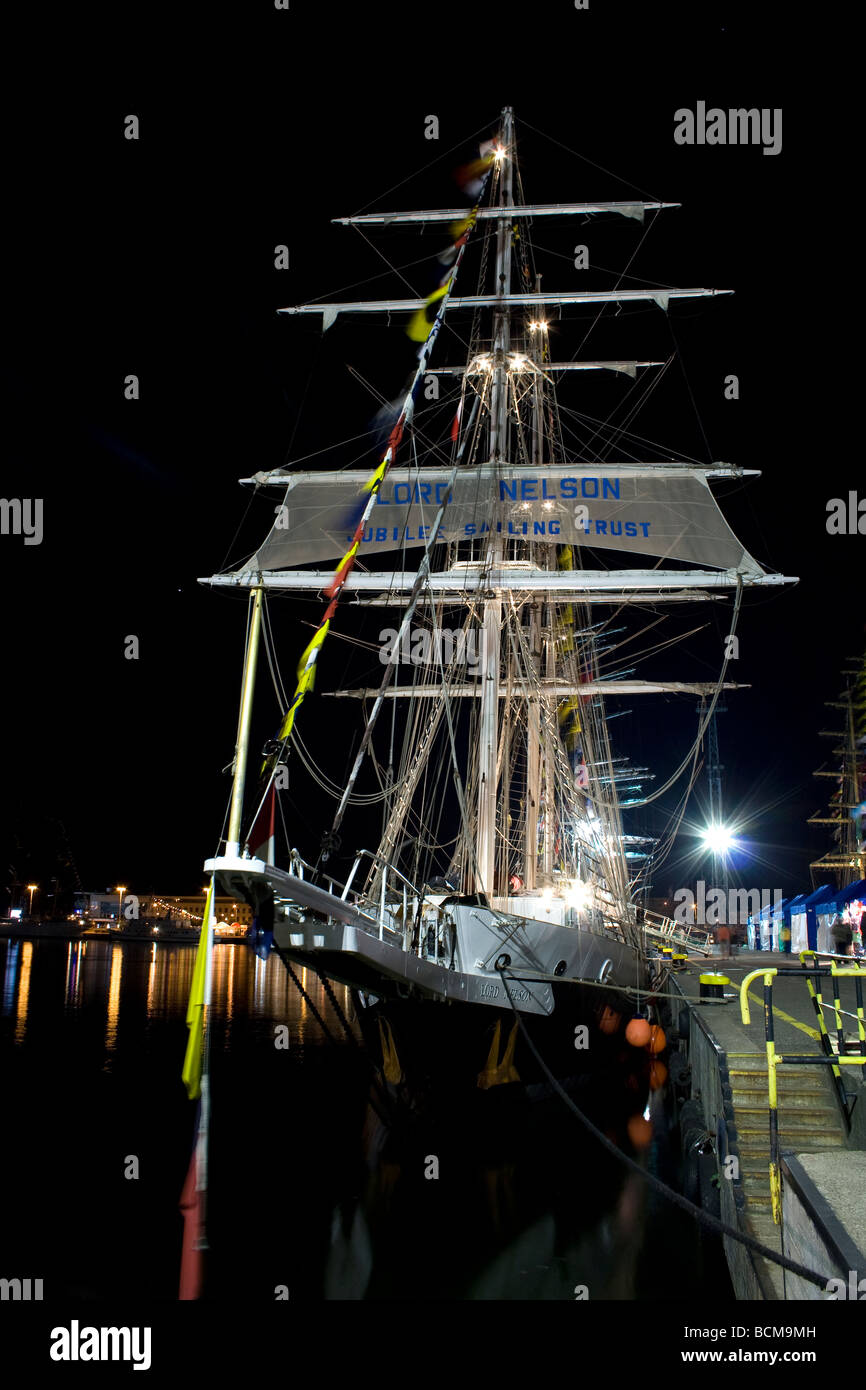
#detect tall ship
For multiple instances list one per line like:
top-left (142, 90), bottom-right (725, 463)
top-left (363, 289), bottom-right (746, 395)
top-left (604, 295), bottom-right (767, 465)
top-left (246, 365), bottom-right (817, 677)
top-left (197, 107), bottom-right (794, 1108)
top-left (808, 655), bottom-right (866, 888)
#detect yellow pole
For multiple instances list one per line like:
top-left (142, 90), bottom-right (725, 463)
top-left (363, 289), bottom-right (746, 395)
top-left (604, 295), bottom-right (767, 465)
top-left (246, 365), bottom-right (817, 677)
top-left (226, 588), bottom-right (265, 856)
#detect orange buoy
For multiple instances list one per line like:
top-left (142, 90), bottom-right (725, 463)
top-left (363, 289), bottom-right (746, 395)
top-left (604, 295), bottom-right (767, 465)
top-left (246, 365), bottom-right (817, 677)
top-left (625, 1017), bottom-right (652, 1048)
top-left (648, 1060), bottom-right (668, 1091)
top-left (645, 1024), bottom-right (667, 1055)
top-left (598, 1006), bottom-right (621, 1035)
top-left (627, 1114), bottom-right (652, 1149)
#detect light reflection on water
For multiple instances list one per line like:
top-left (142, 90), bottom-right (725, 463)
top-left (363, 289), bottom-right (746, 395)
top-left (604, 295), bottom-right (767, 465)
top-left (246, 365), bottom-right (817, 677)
top-left (0, 934), bottom-right (722, 1301)
top-left (1, 936), bottom-right (354, 1048)
top-left (104, 946), bottom-right (124, 1060)
top-left (15, 940), bottom-right (33, 1045)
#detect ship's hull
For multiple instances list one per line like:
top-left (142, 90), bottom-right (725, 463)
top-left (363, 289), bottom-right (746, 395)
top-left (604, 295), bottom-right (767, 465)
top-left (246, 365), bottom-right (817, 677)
top-left (347, 980), bottom-right (655, 1122)
top-left (270, 912), bottom-right (656, 1120)
top-left (209, 854), bottom-right (659, 1112)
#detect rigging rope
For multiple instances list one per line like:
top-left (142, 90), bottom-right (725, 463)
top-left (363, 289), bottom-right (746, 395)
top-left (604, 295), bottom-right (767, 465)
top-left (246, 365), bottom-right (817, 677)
top-left (256, 160), bottom-right (495, 819)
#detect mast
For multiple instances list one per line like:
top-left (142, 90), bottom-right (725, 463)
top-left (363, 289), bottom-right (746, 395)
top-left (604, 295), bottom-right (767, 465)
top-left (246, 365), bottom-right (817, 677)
top-left (476, 106), bottom-right (513, 895)
top-left (524, 606), bottom-right (541, 889)
top-left (542, 603), bottom-right (556, 882)
top-left (201, 111), bottom-right (799, 926)
top-left (809, 669), bottom-right (866, 886)
top-left (523, 278), bottom-right (544, 890)
top-left (226, 586), bottom-right (264, 857)
top-left (699, 696), bottom-right (727, 890)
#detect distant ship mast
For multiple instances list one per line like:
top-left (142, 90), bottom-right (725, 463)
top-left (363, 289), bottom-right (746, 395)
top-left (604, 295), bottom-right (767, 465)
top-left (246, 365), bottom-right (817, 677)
top-left (809, 660), bottom-right (866, 886)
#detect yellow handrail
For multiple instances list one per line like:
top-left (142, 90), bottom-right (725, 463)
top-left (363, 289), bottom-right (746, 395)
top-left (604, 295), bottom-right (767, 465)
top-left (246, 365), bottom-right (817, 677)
top-left (737, 962), bottom-right (866, 1224)
top-left (739, 967), bottom-right (777, 1023)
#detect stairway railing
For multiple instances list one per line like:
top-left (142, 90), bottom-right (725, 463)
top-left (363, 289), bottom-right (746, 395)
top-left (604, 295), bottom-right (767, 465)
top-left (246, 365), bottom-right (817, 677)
top-left (739, 960), bottom-right (866, 1222)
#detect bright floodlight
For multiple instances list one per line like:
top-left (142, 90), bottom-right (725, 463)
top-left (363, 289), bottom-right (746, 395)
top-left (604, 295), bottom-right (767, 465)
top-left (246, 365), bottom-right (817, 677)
top-left (567, 879), bottom-right (590, 909)
top-left (702, 825), bottom-right (734, 854)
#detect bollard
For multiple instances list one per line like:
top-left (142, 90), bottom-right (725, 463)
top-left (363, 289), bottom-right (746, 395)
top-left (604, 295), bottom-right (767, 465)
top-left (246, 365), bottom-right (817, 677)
top-left (699, 972), bottom-right (729, 1000)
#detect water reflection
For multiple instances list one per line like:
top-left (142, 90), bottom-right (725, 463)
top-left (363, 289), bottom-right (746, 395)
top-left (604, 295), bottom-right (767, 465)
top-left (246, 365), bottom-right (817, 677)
top-left (104, 946), bottom-right (124, 1061)
top-left (3, 940), bottom-right (20, 1015)
top-left (0, 935), bottom-right (705, 1301)
top-left (65, 941), bottom-right (83, 1008)
top-left (322, 1102), bottom-right (653, 1300)
top-left (15, 941), bottom-right (33, 1044)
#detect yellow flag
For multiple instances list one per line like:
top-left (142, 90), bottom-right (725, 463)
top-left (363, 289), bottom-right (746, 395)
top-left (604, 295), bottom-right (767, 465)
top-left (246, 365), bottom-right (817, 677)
top-left (182, 879), bottom-right (215, 1099)
top-left (558, 697), bottom-right (581, 727)
top-left (277, 691), bottom-right (302, 742)
top-left (407, 283), bottom-right (450, 342)
top-left (449, 215), bottom-right (473, 238)
top-left (296, 619), bottom-right (330, 683)
top-left (365, 458), bottom-right (388, 493)
top-left (272, 619), bottom-right (332, 744)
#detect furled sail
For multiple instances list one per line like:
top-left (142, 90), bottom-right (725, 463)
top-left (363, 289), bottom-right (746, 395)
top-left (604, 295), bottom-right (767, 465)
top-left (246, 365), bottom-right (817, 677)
top-left (244, 464), bottom-right (765, 576)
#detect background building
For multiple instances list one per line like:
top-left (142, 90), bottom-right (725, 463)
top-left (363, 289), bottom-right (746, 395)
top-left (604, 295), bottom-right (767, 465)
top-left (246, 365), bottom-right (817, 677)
top-left (71, 891), bottom-right (253, 928)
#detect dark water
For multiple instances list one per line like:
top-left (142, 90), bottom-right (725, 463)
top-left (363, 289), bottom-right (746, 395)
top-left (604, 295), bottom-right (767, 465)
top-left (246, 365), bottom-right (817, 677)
top-left (0, 936), bottom-right (733, 1301)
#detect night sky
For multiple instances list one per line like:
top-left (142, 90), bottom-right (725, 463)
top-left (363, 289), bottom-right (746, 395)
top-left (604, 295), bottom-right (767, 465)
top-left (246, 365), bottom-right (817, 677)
top-left (2, 4), bottom-right (859, 910)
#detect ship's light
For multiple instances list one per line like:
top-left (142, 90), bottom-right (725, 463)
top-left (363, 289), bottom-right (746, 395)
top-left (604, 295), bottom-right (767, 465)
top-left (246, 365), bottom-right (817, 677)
top-left (567, 880), bottom-right (590, 909)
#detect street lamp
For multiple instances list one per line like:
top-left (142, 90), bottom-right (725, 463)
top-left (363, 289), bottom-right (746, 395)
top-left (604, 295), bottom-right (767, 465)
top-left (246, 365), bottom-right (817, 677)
top-left (27, 884), bottom-right (38, 917)
top-left (702, 824), bottom-right (734, 884)
top-left (701, 825), bottom-right (734, 855)
top-left (115, 885), bottom-right (127, 924)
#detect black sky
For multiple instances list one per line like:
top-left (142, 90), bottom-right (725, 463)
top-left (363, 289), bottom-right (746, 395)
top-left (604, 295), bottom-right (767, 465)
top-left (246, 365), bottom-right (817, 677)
top-left (1, 4), bottom-right (860, 907)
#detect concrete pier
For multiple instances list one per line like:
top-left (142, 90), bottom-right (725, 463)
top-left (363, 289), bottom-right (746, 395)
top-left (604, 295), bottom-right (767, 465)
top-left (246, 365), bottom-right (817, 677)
top-left (672, 951), bottom-right (866, 1299)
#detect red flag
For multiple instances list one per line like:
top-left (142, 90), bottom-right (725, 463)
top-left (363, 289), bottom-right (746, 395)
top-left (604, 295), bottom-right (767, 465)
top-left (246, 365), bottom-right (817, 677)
top-left (178, 1118), bottom-right (205, 1300)
top-left (248, 783), bottom-right (276, 865)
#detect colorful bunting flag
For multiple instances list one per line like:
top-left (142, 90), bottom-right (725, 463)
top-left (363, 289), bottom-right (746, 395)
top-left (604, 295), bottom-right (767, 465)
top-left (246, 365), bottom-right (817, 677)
top-left (248, 783), bottom-right (276, 865)
top-left (181, 878), bottom-right (215, 1101)
top-left (260, 142), bottom-right (495, 781)
top-left (178, 1099), bottom-right (207, 1299)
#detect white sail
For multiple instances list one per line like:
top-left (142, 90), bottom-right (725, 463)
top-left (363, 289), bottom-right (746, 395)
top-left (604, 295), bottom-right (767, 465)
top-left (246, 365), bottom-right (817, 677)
top-left (243, 464), bottom-right (766, 575)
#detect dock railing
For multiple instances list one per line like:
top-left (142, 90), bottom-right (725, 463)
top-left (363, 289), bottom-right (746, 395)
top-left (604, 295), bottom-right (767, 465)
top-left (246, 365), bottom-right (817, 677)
top-left (739, 958), bottom-right (866, 1223)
